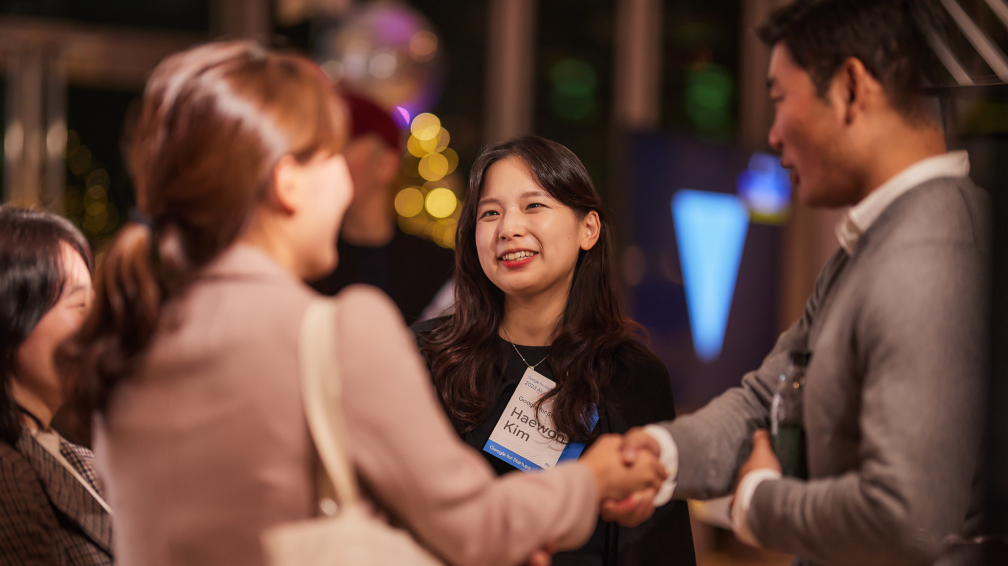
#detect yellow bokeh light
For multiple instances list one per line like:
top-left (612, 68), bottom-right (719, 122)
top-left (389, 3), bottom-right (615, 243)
top-left (411, 113), bottom-right (441, 141)
top-left (407, 136), bottom-right (428, 158)
top-left (398, 213), bottom-right (429, 235)
top-left (432, 219), bottom-right (457, 248)
top-left (395, 187), bottom-right (425, 217)
top-left (419, 152), bottom-right (449, 181)
top-left (425, 188), bottom-right (457, 218)
top-left (435, 128), bottom-right (450, 152)
top-left (418, 135), bottom-right (438, 154)
top-left (442, 148), bottom-right (459, 175)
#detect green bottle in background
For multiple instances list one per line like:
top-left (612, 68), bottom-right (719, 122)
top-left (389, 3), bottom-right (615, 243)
top-left (770, 350), bottom-right (810, 478)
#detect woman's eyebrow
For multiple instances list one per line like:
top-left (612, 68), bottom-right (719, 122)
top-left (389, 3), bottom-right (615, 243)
top-left (477, 197), bottom-right (500, 207)
top-left (522, 190), bottom-right (548, 198)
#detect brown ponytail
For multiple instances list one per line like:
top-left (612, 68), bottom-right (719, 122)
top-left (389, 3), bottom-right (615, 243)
top-left (61, 41), bottom-right (347, 422)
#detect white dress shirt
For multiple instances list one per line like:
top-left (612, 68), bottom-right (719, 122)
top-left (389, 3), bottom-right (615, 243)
top-left (645, 150), bottom-right (972, 546)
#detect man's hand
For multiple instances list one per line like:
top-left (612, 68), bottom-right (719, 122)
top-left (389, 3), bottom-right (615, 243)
top-left (619, 427), bottom-right (661, 465)
top-left (736, 429), bottom-right (781, 490)
top-left (580, 434), bottom-right (667, 501)
top-left (600, 488), bottom-right (657, 527)
top-left (598, 427), bottom-right (664, 527)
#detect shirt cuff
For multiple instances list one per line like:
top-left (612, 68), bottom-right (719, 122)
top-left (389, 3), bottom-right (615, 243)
top-left (642, 424), bottom-right (678, 506)
top-left (731, 468), bottom-right (781, 547)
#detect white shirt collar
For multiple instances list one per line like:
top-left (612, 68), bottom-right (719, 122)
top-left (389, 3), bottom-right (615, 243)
top-left (835, 151), bottom-right (970, 255)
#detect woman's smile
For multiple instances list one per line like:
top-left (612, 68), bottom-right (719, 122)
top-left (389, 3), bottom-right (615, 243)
top-left (499, 249), bottom-right (539, 268)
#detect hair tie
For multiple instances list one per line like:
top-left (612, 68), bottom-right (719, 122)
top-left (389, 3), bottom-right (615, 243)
top-left (128, 208), bottom-right (156, 233)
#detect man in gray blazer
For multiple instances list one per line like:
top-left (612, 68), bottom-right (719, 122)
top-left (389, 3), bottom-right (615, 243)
top-left (608, 2), bottom-right (989, 565)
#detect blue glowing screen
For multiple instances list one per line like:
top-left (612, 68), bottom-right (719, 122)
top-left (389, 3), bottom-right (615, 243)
top-left (672, 190), bottom-right (750, 361)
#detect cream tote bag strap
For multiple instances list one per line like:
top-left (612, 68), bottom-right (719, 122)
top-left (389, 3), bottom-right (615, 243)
top-left (298, 297), bottom-right (360, 509)
top-left (261, 298), bottom-right (444, 566)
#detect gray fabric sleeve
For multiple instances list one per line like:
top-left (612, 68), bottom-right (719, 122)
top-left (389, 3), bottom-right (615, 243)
top-left (658, 251), bottom-right (846, 499)
top-left (747, 242), bottom-right (986, 566)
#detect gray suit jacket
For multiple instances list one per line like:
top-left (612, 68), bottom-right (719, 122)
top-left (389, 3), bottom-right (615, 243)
top-left (661, 177), bottom-right (989, 566)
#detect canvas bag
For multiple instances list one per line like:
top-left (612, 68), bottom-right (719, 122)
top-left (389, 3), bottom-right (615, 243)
top-left (261, 298), bottom-right (445, 566)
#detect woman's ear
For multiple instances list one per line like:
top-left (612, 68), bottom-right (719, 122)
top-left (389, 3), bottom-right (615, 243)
top-left (580, 210), bottom-right (601, 251)
top-left (270, 154), bottom-right (303, 215)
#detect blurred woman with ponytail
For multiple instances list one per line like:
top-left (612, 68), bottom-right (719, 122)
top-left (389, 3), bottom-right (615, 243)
top-left (62, 41), bottom-right (667, 566)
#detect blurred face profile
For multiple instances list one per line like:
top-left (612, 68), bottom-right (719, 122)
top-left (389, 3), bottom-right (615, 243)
top-left (766, 43), bottom-right (859, 207)
top-left (475, 157), bottom-right (592, 303)
top-left (342, 135), bottom-right (398, 203)
top-left (294, 151), bottom-right (354, 279)
top-left (14, 242), bottom-right (93, 413)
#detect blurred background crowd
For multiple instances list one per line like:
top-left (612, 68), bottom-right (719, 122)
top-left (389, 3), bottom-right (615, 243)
top-left (2, 0), bottom-right (1008, 564)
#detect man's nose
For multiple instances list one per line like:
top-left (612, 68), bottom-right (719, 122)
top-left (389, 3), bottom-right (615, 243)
top-left (768, 121), bottom-right (784, 151)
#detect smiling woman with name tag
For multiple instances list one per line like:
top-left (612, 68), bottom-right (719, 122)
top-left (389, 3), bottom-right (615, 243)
top-left (414, 136), bottom-right (696, 566)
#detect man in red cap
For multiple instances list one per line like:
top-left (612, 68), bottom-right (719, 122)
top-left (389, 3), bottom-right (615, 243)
top-left (311, 91), bottom-right (455, 323)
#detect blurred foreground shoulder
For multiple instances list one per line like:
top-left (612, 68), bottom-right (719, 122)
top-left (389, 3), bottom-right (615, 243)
top-left (334, 284), bottom-right (405, 328)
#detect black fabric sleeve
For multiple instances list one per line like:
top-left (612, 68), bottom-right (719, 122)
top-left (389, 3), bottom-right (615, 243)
top-left (613, 349), bottom-right (697, 566)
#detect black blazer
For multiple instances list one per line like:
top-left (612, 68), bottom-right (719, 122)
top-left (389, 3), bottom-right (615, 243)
top-left (0, 428), bottom-right (113, 566)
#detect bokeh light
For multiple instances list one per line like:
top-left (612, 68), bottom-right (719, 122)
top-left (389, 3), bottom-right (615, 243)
top-left (395, 187), bottom-right (425, 217)
top-left (393, 110), bottom-right (461, 247)
top-left (410, 30), bottom-right (438, 62)
top-left (407, 136), bottom-right (428, 158)
top-left (550, 59), bottom-right (597, 122)
top-left (425, 187), bottom-right (457, 218)
top-left (316, 3), bottom-right (444, 116)
top-left (369, 49), bottom-right (398, 79)
top-left (419, 152), bottom-right (449, 181)
top-left (686, 63), bottom-right (734, 135)
top-left (64, 129), bottom-right (121, 238)
top-left (442, 147), bottom-right (459, 175)
top-left (434, 128), bottom-right (450, 152)
top-left (432, 218), bottom-right (457, 248)
top-left (411, 113), bottom-right (441, 141)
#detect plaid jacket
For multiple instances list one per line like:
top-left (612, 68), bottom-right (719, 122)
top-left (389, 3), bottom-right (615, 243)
top-left (0, 428), bottom-right (113, 565)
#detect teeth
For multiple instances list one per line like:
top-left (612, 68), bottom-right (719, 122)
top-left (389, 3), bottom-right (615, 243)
top-left (502, 251), bottom-right (534, 261)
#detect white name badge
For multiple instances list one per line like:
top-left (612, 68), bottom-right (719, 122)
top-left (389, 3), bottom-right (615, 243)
top-left (484, 367), bottom-right (597, 472)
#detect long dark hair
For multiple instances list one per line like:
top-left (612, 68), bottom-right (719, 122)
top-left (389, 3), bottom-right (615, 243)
top-left (420, 135), bottom-right (645, 442)
top-left (61, 41), bottom-right (348, 422)
top-left (0, 207), bottom-right (92, 445)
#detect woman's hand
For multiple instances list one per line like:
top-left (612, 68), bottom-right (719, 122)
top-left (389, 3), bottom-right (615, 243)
top-left (580, 434), bottom-right (667, 502)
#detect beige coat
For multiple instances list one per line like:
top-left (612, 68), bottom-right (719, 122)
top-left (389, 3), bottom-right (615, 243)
top-left (95, 244), bottom-right (597, 566)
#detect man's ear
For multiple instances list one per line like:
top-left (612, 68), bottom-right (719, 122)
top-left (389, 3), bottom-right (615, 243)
top-left (580, 210), bottom-right (601, 251)
top-left (834, 57), bottom-right (877, 125)
top-left (270, 154), bottom-right (302, 215)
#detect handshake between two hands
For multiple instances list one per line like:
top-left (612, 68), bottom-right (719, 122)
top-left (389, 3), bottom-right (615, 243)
top-left (526, 428), bottom-right (783, 566)
top-left (586, 427), bottom-right (783, 527)
top-left (524, 429), bottom-right (666, 566)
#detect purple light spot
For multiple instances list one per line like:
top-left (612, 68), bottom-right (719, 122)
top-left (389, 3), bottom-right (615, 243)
top-left (394, 107), bottom-right (411, 128)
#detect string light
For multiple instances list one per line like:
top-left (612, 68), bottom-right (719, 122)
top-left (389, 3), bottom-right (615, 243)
top-left (395, 112), bottom-right (462, 248)
top-left (65, 129), bottom-right (119, 237)
top-left (419, 153), bottom-right (449, 181)
top-left (425, 187), bottom-right (456, 218)
top-left (410, 113), bottom-right (441, 141)
top-left (395, 187), bottom-right (425, 217)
